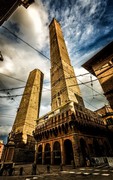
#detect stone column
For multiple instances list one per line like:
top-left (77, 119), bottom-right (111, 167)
top-left (34, 143), bottom-right (37, 163)
top-left (60, 139), bottom-right (65, 164)
top-left (72, 134), bottom-right (81, 167)
top-left (42, 143), bottom-right (45, 165)
top-left (51, 141), bottom-right (53, 165)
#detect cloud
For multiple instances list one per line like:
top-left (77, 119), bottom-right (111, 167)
top-left (0, 126), bottom-right (12, 136)
top-left (4, 0), bottom-right (49, 48)
top-left (40, 104), bottom-right (51, 117)
top-left (0, 0), bottom-right (51, 95)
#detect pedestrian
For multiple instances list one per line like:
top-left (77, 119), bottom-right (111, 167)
top-left (47, 164), bottom-right (50, 173)
top-left (60, 163), bottom-right (63, 171)
top-left (32, 163), bottom-right (37, 175)
top-left (86, 157), bottom-right (90, 167)
top-left (19, 167), bottom-right (23, 176)
top-left (8, 167), bottom-right (14, 176)
top-left (0, 167), bottom-right (4, 176)
top-left (91, 158), bottom-right (95, 167)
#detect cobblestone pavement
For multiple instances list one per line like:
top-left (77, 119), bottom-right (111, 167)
top-left (1, 164), bottom-right (113, 180)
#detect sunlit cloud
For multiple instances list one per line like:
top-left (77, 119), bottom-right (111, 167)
top-left (0, 126), bottom-right (12, 136)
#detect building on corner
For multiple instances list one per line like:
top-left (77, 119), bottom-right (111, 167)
top-left (33, 19), bottom-right (113, 167)
top-left (82, 41), bottom-right (113, 110)
top-left (0, 0), bottom-right (34, 26)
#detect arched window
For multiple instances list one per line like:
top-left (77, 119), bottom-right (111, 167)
top-left (53, 141), bottom-right (61, 165)
top-left (37, 145), bottom-right (42, 164)
top-left (64, 139), bottom-right (74, 165)
top-left (44, 143), bottom-right (51, 164)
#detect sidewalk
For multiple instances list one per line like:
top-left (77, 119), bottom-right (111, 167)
top-left (0, 163), bottom-right (113, 180)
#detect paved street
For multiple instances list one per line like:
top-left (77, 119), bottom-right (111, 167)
top-left (1, 164), bottom-right (113, 180)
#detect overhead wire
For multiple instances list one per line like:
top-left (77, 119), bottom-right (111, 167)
top-left (0, 71), bottom-right (112, 100)
top-left (0, 23), bottom-right (111, 127)
top-left (2, 25), bottom-right (112, 77)
top-left (1, 26), bottom-right (102, 81)
top-left (1, 26), bottom-right (112, 88)
top-left (77, 78), bottom-right (105, 98)
top-left (0, 70), bottom-right (112, 92)
top-left (0, 61), bottom-right (111, 88)
top-left (0, 72), bottom-right (110, 110)
top-left (0, 73), bottom-right (25, 83)
top-left (0, 88), bottom-right (106, 111)
top-left (2, 26), bottom-right (50, 61)
top-left (1, 26), bottom-right (112, 108)
top-left (2, 25), bottom-right (78, 83)
top-left (83, 98), bottom-right (99, 110)
top-left (0, 115), bottom-right (15, 118)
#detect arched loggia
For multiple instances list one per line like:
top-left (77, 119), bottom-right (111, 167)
top-left (64, 139), bottom-right (74, 165)
top-left (93, 139), bottom-right (101, 157)
top-left (44, 143), bottom-right (51, 164)
top-left (37, 145), bottom-right (42, 164)
top-left (53, 141), bottom-right (61, 165)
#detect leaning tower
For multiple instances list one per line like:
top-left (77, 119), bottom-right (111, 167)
top-left (3, 69), bottom-right (43, 163)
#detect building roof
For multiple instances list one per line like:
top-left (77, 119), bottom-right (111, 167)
top-left (82, 41), bottom-right (113, 75)
top-left (0, 0), bottom-right (34, 25)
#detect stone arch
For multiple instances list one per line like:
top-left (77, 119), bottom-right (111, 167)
top-left (37, 145), bottom-right (42, 164)
top-left (53, 141), bottom-right (61, 165)
top-left (98, 139), bottom-right (106, 156)
top-left (64, 139), bottom-right (74, 165)
top-left (93, 139), bottom-right (101, 157)
top-left (44, 143), bottom-right (51, 164)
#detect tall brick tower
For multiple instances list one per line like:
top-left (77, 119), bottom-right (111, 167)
top-left (49, 19), bottom-right (84, 111)
top-left (3, 69), bottom-right (43, 163)
top-left (12, 69), bottom-right (43, 143)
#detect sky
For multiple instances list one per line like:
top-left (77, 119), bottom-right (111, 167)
top-left (0, 0), bottom-right (113, 143)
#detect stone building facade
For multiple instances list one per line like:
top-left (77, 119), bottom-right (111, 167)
top-left (95, 105), bottom-right (113, 126)
top-left (34, 101), bottom-right (112, 166)
top-left (3, 69), bottom-right (43, 163)
top-left (82, 41), bottom-right (113, 109)
top-left (34, 19), bottom-right (113, 167)
top-left (95, 105), bottom-right (113, 149)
